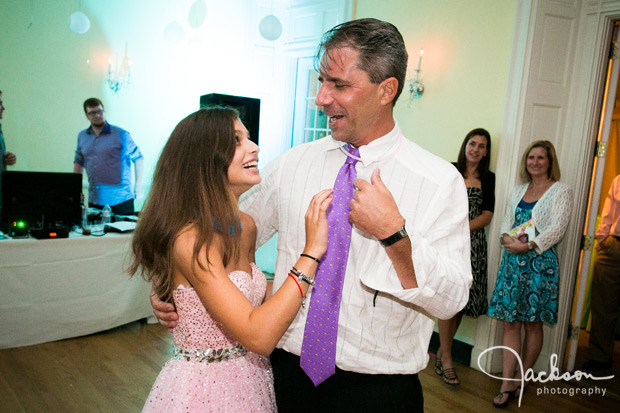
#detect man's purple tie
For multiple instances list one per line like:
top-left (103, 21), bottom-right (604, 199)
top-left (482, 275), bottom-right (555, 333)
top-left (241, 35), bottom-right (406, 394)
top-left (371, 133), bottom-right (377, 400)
top-left (300, 144), bottom-right (360, 386)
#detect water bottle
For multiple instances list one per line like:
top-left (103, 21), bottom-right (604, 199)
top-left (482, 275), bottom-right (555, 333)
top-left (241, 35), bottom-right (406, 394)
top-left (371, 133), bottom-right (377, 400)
top-left (81, 204), bottom-right (87, 228)
top-left (102, 204), bottom-right (112, 225)
top-left (81, 203), bottom-right (90, 235)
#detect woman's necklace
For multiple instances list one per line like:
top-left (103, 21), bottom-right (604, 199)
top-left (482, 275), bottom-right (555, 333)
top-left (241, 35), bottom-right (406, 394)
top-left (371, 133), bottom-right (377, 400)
top-left (530, 179), bottom-right (552, 198)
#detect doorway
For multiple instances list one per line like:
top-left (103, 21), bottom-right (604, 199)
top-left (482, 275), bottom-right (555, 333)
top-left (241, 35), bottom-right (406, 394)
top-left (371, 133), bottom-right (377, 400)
top-left (565, 20), bottom-right (620, 396)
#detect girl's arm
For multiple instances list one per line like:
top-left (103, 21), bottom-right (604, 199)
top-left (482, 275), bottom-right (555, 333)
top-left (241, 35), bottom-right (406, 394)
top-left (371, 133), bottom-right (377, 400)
top-left (176, 189), bottom-right (332, 356)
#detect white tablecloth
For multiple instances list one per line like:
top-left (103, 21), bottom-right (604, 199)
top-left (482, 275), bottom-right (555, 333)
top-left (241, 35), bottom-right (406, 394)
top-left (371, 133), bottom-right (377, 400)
top-left (0, 232), bottom-right (153, 348)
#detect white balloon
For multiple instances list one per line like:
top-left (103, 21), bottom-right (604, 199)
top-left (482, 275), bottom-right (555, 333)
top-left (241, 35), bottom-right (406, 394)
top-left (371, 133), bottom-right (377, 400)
top-left (69, 11), bottom-right (90, 34)
top-left (163, 21), bottom-right (186, 44)
top-left (188, 0), bottom-right (207, 30)
top-left (188, 35), bottom-right (203, 50)
top-left (259, 14), bottom-right (282, 41)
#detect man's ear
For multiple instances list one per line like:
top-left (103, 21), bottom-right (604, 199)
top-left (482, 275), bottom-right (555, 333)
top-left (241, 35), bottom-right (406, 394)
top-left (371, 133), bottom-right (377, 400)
top-left (378, 77), bottom-right (398, 106)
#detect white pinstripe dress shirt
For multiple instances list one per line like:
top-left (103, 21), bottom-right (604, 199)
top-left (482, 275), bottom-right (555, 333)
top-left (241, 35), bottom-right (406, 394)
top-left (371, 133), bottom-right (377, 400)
top-left (240, 121), bottom-right (472, 375)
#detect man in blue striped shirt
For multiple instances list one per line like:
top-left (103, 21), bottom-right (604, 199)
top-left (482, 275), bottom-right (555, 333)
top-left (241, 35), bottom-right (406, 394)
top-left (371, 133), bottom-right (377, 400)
top-left (73, 97), bottom-right (143, 215)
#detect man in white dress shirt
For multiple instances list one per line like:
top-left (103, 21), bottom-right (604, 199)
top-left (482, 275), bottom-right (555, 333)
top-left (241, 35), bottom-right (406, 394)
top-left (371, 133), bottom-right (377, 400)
top-left (583, 174), bottom-right (620, 373)
top-left (152, 18), bottom-right (471, 411)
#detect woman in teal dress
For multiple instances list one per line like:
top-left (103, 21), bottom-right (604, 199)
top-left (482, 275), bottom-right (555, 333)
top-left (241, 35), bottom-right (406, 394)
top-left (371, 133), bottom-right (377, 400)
top-left (488, 140), bottom-right (573, 408)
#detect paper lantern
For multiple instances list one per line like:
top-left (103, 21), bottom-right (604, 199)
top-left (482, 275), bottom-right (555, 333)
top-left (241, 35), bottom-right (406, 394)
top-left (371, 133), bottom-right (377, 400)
top-left (69, 11), bottom-right (90, 34)
top-left (259, 14), bottom-right (282, 41)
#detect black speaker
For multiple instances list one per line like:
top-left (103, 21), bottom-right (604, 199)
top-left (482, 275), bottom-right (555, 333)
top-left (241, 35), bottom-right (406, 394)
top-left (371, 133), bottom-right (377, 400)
top-left (1, 171), bottom-right (81, 234)
top-left (199, 93), bottom-right (260, 145)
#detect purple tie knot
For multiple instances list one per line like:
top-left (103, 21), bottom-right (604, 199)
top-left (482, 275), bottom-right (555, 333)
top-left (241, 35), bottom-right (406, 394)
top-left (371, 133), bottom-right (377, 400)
top-left (345, 145), bottom-right (360, 164)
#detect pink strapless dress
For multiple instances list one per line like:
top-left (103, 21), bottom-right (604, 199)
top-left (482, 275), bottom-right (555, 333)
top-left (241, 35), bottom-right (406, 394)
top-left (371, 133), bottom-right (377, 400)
top-left (143, 263), bottom-right (277, 412)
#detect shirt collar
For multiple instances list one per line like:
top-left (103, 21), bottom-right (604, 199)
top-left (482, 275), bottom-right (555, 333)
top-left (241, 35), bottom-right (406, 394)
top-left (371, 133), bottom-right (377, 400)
top-left (323, 119), bottom-right (402, 167)
top-left (87, 121), bottom-right (111, 136)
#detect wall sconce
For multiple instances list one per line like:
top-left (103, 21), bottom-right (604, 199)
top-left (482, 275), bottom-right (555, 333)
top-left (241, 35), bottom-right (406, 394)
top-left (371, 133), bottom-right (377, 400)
top-left (408, 49), bottom-right (424, 101)
top-left (107, 44), bottom-right (132, 94)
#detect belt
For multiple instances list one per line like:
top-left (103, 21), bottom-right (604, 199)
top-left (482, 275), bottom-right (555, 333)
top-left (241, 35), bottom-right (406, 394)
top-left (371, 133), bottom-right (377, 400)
top-left (173, 344), bottom-right (247, 362)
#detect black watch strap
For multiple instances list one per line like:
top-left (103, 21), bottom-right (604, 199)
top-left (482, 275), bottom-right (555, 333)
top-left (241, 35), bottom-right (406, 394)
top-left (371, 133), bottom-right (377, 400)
top-left (380, 225), bottom-right (408, 247)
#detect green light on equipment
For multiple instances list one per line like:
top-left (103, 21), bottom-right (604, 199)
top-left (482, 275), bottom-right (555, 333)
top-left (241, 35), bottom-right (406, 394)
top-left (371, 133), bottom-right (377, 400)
top-left (10, 220), bottom-right (29, 237)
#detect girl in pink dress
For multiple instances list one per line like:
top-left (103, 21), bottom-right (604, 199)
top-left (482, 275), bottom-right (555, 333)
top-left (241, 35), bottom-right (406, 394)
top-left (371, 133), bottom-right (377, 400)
top-left (130, 108), bottom-right (332, 412)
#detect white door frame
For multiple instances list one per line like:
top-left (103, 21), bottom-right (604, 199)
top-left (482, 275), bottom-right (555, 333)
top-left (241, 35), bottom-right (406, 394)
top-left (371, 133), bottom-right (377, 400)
top-left (474, 0), bottom-right (620, 374)
top-left (566, 23), bottom-right (620, 372)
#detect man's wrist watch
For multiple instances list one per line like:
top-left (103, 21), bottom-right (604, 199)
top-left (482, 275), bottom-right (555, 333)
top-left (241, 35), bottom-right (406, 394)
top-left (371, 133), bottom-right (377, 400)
top-left (380, 225), bottom-right (408, 247)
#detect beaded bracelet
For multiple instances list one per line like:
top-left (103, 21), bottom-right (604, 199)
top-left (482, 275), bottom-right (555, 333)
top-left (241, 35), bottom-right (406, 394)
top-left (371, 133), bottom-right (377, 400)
top-left (300, 253), bottom-right (320, 264)
top-left (288, 272), bottom-right (306, 308)
top-left (291, 266), bottom-right (315, 286)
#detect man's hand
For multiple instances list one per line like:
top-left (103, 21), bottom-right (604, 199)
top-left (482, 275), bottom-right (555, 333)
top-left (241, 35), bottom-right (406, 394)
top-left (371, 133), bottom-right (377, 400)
top-left (150, 288), bottom-right (179, 332)
top-left (594, 236), bottom-right (607, 251)
top-left (134, 187), bottom-right (145, 205)
top-left (350, 168), bottom-right (405, 240)
top-left (3, 152), bottom-right (16, 166)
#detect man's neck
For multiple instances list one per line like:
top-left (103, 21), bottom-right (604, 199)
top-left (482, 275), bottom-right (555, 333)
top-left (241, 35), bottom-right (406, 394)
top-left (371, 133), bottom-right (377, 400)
top-left (90, 123), bottom-right (105, 136)
top-left (354, 116), bottom-right (395, 147)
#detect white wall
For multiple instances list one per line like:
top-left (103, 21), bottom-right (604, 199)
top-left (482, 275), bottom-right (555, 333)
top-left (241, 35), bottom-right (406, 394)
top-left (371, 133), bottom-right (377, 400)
top-left (0, 0), bottom-right (291, 209)
top-left (1, 0), bottom-right (519, 344)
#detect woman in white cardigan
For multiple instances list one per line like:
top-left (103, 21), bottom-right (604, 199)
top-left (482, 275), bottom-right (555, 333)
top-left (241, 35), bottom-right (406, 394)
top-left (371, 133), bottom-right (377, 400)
top-left (488, 140), bottom-right (573, 408)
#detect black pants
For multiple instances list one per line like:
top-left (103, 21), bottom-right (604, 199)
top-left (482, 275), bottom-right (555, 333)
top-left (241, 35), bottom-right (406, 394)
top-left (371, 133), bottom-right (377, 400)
top-left (89, 198), bottom-right (135, 216)
top-left (270, 348), bottom-right (424, 412)
top-left (590, 235), bottom-right (620, 362)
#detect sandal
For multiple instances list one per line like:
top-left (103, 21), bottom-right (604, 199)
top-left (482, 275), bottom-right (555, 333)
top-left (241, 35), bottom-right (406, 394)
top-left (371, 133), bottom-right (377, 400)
top-left (515, 382), bottom-right (528, 398)
top-left (434, 356), bottom-right (443, 376)
top-left (492, 390), bottom-right (515, 408)
top-left (442, 367), bottom-right (460, 385)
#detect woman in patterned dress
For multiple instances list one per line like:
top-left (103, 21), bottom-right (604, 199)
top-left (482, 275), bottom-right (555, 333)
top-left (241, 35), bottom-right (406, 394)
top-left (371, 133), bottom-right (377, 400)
top-left (436, 128), bottom-right (495, 385)
top-left (488, 140), bottom-right (573, 407)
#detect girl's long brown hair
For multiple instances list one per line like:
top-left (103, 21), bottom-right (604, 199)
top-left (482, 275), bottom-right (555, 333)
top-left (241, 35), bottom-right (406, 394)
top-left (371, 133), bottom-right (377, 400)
top-left (129, 108), bottom-right (241, 303)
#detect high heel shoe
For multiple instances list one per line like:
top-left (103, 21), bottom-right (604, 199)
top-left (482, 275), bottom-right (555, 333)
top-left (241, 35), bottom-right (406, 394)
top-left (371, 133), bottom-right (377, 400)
top-left (434, 355), bottom-right (443, 376)
top-left (515, 382), bottom-right (529, 398)
top-left (492, 390), bottom-right (515, 408)
top-left (442, 367), bottom-right (460, 385)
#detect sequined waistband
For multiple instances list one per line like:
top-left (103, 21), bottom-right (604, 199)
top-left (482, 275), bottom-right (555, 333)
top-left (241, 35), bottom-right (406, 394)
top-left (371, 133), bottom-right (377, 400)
top-left (173, 344), bottom-right (247, 363)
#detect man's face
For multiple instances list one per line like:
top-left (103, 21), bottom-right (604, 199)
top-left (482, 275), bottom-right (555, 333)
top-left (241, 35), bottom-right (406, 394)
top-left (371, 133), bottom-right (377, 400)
top-left (315, 47), bottom-right (386, 147)
top-left (85, 105), bottom-right (106, 128)
top-left (0, 94), bottom-right (5, 120)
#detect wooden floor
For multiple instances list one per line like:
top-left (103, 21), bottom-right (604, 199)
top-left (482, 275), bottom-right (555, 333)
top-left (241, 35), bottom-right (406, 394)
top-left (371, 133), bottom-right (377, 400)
top-left (1, 321), bottom-right (618, 412)
top-left (572, 327), bottom-right (620, 399)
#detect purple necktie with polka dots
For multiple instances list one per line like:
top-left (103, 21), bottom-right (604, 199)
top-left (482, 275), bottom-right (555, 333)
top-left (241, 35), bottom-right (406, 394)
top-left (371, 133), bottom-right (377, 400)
top-left (300, 144), bottom-right (359, 386)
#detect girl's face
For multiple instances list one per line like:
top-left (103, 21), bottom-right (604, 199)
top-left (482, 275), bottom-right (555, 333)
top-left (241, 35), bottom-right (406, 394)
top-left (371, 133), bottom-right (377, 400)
top-left (526, 146), bottom-right (550, 179)
top-left (227, 119), bottom-right (260, 198)
top-left (465, 135), bottom-right (488, 165)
